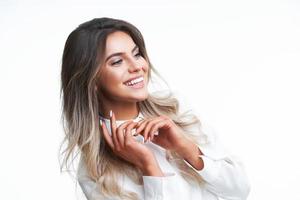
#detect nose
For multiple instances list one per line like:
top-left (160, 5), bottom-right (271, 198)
top-left (128, 62), bottom-right (142, 73)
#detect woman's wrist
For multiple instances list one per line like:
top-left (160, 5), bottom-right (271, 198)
top-left (175, 138), bottom-right (205, 170)
top-left (141, 163), bottom-right (164, 176)
top-left (138, 157), bottom-right (164, 176)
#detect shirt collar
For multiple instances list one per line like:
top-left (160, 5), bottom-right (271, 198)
top-left (99, 111), bottom-right (144, 128)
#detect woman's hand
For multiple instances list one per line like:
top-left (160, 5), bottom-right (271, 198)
top-left (100, 111), bottom-right (164, 176)
top-left (135, 115), bottom-right (189, 151)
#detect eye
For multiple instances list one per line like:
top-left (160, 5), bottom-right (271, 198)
top-left (111, 59), bottom-right (122, 66)
top-left (134, 51), bottom-right (142, 58)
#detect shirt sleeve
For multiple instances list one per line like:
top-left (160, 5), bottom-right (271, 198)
top-left (77, 160), bottom-right (117, 200)
top-left (183, 122), bottom-right (251, 200)
top-left (143, 172), bottom-right (181, 200)
top-left (77, 158), bottom-right (180, 200)
top-left (78, 177), bottom-right (114, 200)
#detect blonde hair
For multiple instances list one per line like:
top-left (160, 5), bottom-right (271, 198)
top-left (60, 17), bottom-right (207, 199)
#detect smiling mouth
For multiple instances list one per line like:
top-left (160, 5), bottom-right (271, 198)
top-left (123, 76), bottom-right (145, 89)
top-left (124, 76), bottom-right (144, 86)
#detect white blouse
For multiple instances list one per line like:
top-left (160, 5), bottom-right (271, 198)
top-left (77, 112), bottom-right (250, 200)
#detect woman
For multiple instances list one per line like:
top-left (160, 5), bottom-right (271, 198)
top-left (60, 17), bottom-right (250, 200)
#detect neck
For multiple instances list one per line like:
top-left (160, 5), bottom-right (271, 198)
top-left (99, 98), bottom-right (140, 121)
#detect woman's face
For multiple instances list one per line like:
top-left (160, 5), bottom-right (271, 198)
top-left (97, 31), bottom-right (149, 104)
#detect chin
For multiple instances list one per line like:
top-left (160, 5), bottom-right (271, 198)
top-left (135, 92), bottom-right (149, 102)
top-left (128, 91), bottom-right (149, 102)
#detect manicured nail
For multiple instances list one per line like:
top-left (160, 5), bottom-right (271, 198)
top-left (109, 110), bottom-right (112, 118)
top-left (100, 119), bottom-right (103, 126)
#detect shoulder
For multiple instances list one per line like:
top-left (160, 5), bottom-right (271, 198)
top-left (77, 157), bottom-right (93, 184)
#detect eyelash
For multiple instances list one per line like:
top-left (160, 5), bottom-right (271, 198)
top-left (111, 52), bottom-right (142, 66)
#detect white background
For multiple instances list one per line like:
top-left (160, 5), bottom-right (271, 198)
top-left (0, 0), bottom-right (299, 199)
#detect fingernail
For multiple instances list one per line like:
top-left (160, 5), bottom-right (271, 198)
top-left (109, 110), bottom-right (112, 118)
top-left (100, 120), bottom-right (103, 126)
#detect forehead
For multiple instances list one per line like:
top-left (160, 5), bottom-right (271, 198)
top-left (105, 31), bottom-right (136, 55)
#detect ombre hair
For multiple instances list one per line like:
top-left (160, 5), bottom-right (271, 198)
top-left (60, 17), bottom-right (206, 199)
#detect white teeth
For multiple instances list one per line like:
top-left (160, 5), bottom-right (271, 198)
top-left (125, 77), bottom-right (144, 86)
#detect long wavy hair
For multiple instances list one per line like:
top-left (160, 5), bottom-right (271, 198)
top-left (60, 17), bottom-right (207, 199)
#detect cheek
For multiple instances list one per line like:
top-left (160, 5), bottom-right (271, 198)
top-left (100, 70), bottom-right (123, 89)
top-left (141, 60), bottom-right (150, 72)
top-left (110, 73), bottom-right (125, 89)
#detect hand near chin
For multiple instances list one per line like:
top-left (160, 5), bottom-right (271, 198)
top-left (135, 115), bottom-right (188, 151)
top-left (100, 111), bottom-right (164, 176)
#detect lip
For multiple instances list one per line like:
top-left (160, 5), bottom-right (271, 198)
top-left (125, 80), bottom-right (145, 89)
top-left (123, 75), bottom-right (143, 84)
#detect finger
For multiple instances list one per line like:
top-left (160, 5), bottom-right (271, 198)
top-left (100, 119), bottom-right (114, 149)
top-left (149, 119), bottom-right (166, 137)
top-left (124, 124), bottom-right (134, 147)
top-left (125, 121), bottom-right (139, 136)
top-left (116, 120), bottom-right (137, 148)
top-left (110, 110), bottom-right (120, 150)
top-left (149, 120), bottom-right (166, 141)
top-left (143, 118), bottom-right (162, 142)
top-left (135, 119), bottom-right (146, 134)
top-left (134, 120), bottom-right (144, 135)
top-left (135, 119), bottom-right (151, 138)
top-left (124, 121), bottom-right (141, 144)
top-left (125, 122), bottom-right (140, 141)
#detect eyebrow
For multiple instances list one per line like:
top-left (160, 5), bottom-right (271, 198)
top-left (105, 45), bottom-right (139, 63)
